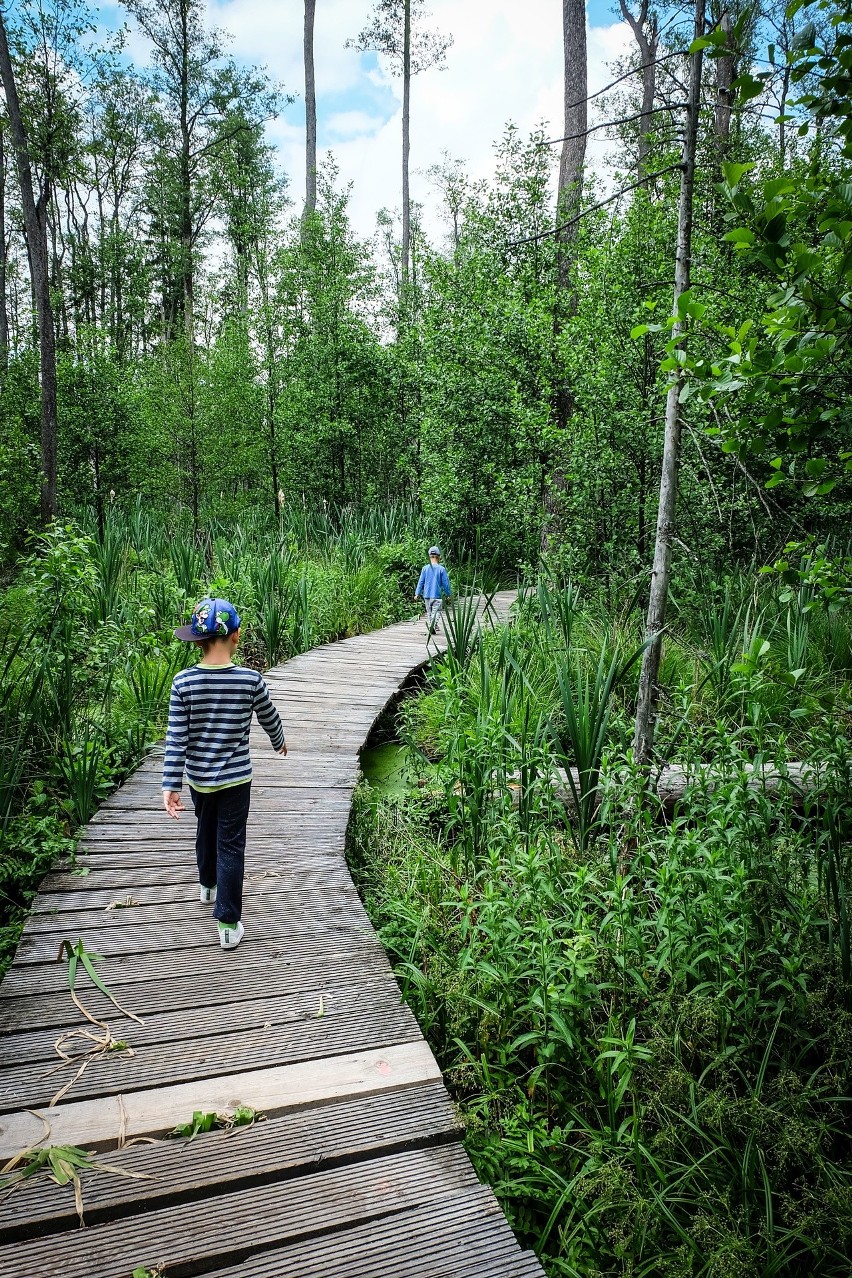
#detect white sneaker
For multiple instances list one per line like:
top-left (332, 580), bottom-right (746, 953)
top-left (200, 885), bottom-right (217, 904)
top-left (218, 921), bottom-right (244, 950)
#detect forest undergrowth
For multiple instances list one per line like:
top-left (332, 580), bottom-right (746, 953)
top-left (349, 573), bottom-right (852, 1277)
top-left (0, 502), bottom-right (423, 977)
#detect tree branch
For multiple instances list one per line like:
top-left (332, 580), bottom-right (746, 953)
top-left (564, 51), bottom-right (684, 110)
top-left (509, 163), bottom-right (685, 246)
top-left (538, 103), bottom-right (683, 146)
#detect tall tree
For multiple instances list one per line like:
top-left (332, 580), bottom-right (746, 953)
top-left (619, 0), bottom-right (659, 181)
top-left (556, 0), bottom-right (587, 259)
top-left (714, 10), bottom-right (734, 147)
top-left (0, 4), bottom-right (57, 522)
top-left (632, 0), bottom-right (706, 768)
top-left (124, 0), bottom-right (277, 343)
top-left (349, 0), bottom-right (451, 288)
top-left (544, 0), bottom-right (587, 547)
top-left (304, 0), bottom-right (317, 218)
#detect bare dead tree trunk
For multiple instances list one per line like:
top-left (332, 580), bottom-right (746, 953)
top-left (401, 0), bottom-right (412, 287)
top-left (633, 0), bottom-right (706, 768)
top-left (619, 1), bottom-right (658, 181)
top-left (556, 0), bottom-right (587, 284)
top-left (715, 10), bottom-right (734, 147)
top-left (0, 10), bottom-right (57, 523)
top-left (543, 0), bottom-right (587, 549)
top-left (304, 0), bottom-right (317, 217)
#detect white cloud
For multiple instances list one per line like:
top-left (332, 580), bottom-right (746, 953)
top-left (325, 109), bottom-right (387, 139)
top-left (151, 0), bottom-right (637, 242)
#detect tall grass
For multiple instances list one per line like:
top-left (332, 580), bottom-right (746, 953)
top-left (350, 571), bottom-right (852, 1277)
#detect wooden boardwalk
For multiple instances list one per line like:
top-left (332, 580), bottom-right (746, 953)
top-left (0, 595), bottom-right (545, 1277)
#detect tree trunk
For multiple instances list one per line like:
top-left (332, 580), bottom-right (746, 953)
top-left (0, 11), bottom-right (58, 523)
top-left (401, 0), bottom-right (411, 288)
top-left (618, 2), bottom-right (658, 182)
top-left (715, 10), bottom-right (734, 148)
top-left (632, 0), bottom-right (705, 768)
top-left (542, 0), bottom-right (587, 548)
top-left (556, 0), bottom-right (587, 282)
top-left (179, 0), bottom-right (194, 343)
top-left (0, 120), bottom-right (9, 374)
top-left (304, 0), bottom-right (317, 218)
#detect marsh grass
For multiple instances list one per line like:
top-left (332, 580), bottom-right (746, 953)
top-left (350, 572), bottom-right (852, 1276)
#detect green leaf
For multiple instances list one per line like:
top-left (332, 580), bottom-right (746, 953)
top-left (721, 161), bottom-right (754, 188)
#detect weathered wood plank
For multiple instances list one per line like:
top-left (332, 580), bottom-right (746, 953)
top-left (0, 953), bottom-right (391, 1038)
top-left (12, 907), bottom-right (377, 965)
top-left (0, 932), bottom-right (385, 999)
top-left (0, 1145), bottom-right (478, 1278)
top-left (0, 975), bottom-right (402, 1067)
top-left (0, 1041), bottom-right (442, 1156)
top-left (0, 997), bottom-right (422, 1111)
top-left (0, 1081), bottom-right (459, 1241)
top-left (203, 1193), bottom-right (528, 1278)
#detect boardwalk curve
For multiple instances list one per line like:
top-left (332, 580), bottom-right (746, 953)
top-left (0, 594), bottom-right (545, 1277)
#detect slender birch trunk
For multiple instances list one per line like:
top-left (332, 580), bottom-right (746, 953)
top-left (632, 0), bottom-right (706, 768)
top-left (618, 1), bottom-right (658, 182)
top-left (542, 0), bottom-right (587, 549)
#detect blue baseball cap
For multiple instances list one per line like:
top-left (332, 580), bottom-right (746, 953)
top-left (174, 598), bottom-right (241, 642)
top-left (428, 545), bottom-right (441, 557)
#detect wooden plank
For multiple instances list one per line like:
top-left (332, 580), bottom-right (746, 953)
top-left (12, 907), bottom-right (376, 965)
top-left (0, 1040), bottom-right (442, 1156)
top-left (32, 863), bottom-right (355, 912)
top-left (0, 1145), bottom-right (480, 1278)
top-left (0, 975), bottom-right (403, 1067)
top-left (0, 950), bottom-right (391, 1032)
top-left (0, 932), bottom-right (386, 1000)
top-left (0, 1081), bottom-right (459, 1241)
top-left (204, 1192), bottom-right (527, 1278)
top-left (20, 881), bottom-right (368, 935)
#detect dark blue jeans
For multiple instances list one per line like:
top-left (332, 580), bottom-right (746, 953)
top-left (189, 782), bottom-right (251, 924)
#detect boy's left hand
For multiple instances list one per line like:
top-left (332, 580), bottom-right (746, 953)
top-left (163, 791), bottom-right (185, 819)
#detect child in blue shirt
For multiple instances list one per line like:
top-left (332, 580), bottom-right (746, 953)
top-left (415, 546), bottom-right (451, 636)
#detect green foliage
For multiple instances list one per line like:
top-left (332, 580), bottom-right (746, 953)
top-left (352, 583), bottom-right (852, 1276)
top-left (170, 1105), bottom-right (261, 1140)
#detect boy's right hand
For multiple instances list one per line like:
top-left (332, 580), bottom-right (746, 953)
top-left (163, 791), bottom-right (185, 819)
top-left (278, 744), bottom-right (288, 756)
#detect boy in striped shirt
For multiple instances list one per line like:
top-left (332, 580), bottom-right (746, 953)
top-left (163, 598), bottom-right (287, 950)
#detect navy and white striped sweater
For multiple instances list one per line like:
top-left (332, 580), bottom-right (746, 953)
top-left (162, 664), bottom-right (285, 793)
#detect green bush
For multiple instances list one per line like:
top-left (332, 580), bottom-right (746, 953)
top-left (350, 579), bottom-right (852, 1276)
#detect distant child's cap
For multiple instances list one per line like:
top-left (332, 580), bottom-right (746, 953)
top-left (174, 598), bottom-right (241, 642)
top-left (428, 545), bottom-right (441, 557)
